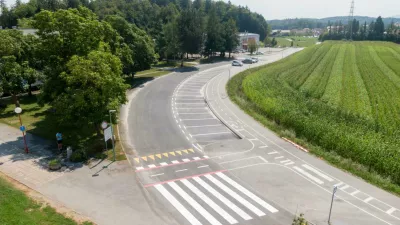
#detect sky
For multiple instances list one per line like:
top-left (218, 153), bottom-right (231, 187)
top-left (4, 0), bottom-right (400, 20)
top-left (224, 0), bottom-right (400, 20)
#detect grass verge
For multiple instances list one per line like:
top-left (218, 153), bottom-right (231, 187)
top-left (227, 66), bottom-right (400, 197)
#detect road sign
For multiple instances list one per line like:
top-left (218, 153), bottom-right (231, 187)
top-left (333, 185), bottom-right (338, 194)
top-left (101, 121), bottom-right (108, 129)
top-left (104, 126), bottom-right (112, 142)
top-left (20, 125), bottom-right (25, 132)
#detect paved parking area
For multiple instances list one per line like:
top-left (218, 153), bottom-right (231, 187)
top-left (171, 67), bottom-right (239, 147)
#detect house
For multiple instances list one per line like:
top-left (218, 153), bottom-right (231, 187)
top-left (238, 32), bottom-right (260, 50)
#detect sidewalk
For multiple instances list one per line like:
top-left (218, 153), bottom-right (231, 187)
top-left (0, 123), bottom-right (166, 225)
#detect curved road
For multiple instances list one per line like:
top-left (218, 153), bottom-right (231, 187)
top-left (122, 49), bottom-right (400, 225)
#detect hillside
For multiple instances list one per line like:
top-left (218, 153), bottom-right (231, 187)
top-left (269, 16), bottom-right (400, 29)
top-left (228, 41), bottom-right (400, 193)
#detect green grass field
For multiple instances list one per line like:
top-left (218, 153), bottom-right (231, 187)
top-left (228, 41), bottom-right (400, 195)
top-left (275, 36), bottom-right (318, 47)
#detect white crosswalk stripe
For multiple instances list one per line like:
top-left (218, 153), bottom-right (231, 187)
top-left (168, 182), bottom-right (222, 225)
top-left (154, 184), bottom-right (201, 225)
top-left (181, 179), bottom-right (238, 224)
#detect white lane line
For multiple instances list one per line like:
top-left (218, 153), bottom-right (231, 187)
top-left (216, 173), bottom-right (278, 213)
top-left (205, 174), bottom-right (265, 217)
top-left (186, 136), bottom-right (190, 140)
top-left (248, 138), bottom-right (258, 141)
top-left (181, 179), bottom-right (238, 224)
top-left (178, 113), bottom-right (210, 115)
top-left (203, 156), bottom-right (209, 159)
top-left (293, 166), bottom-right (324, 185)
top-left (302, 164), bottom-right (334, 182)
top-left (198, 165), bottom-right (209, 168)
top-left (280, 159), bottom-right (291, 164)
top-left (176, 108), bottom-right (206, 109)
top-left (148, 164), bottom-right (156, 168)
top-left (340, 185), bottom-right (350, 190)
top-left (350, 190), bottom-right (360, 196)
top-left (160, 162), bottom-right (168, 166)
top-left (386, 207), bottom-right (396, 215)
top-left (334, 182), bottom-right (344, 187)
top-left (172, 160), bottom-right (179, 164)
top-left (284, 162), bottom-right (295, 166)
top-left (191, 132), bottom-right (232, 137)
top-left (186, 124), bottom-right (223, 128)
top-left (175, 103), bottom-right (205, 105)
top-left (136, 167), bottom-right (144, 170)
top-left (219, 156), bottom-right (261, 165)
top-left (193, 157), bottom-right (201, 160)
top-left (268, 151), bottom-right (278, 155)
top-left (259, 146), bottom-right (268, 148)
top-left (151, 173), bottom-right (164, 177)
top-left (193, 177), bottom-right (252, 220)
top-left (274, 156), bottom-right (284, 159)
top-left (154, 184), bottom-right (201, 225)
top-left (169, 182), bottom-right (222, 225)
top-left (181, 118), bottom-right (216, 121)
top-left (364, 197), bottom-right (374, 203)
top-left (182, 158), bottom-right (190, 162)
top-left (176, 169), bottom-right (188, 173)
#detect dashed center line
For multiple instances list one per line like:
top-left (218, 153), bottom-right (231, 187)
top-left (151, 173), bottom-right (164, 177)
top-left (198, 165), bottom-right (209, 168)
top-left (176, 169), bottom-right (188, 173)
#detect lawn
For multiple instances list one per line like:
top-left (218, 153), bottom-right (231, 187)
top-left (0, 175), bottom-right (91, 225)
top-left (275, 36), bottom-right (318, 47)
top-left (228, 41), bottom-right (400, 196)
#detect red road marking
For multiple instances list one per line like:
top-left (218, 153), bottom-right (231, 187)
top-left (144, 170), bottom-right (227, 188)
top-left (135, 158), bottom-right (208, 172)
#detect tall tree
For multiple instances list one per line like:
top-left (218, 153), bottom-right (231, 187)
top-left (204, 5), bottom-right (223, 57)
top-left (374, 16), bottom-right (385, 40)
top-left (223, 18), bottom-right (239, 58)
top-left (0, 56), bottom-right (24, 106)
top-left (162, 21), bottom-right (181, 60)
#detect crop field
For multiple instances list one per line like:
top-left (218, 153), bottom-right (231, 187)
top-left (275, 36), bottom-right (318, 47)
top-left (228, 41), bottom-right (400, 191)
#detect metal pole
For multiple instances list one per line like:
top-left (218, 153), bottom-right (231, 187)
top-left (18, 114), bottom-right (29, 153)
top-left (109, 112), bottom-right (116, 161)
top-left (328, 186), bottom-right (337, 224)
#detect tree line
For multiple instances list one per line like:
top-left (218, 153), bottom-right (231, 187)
top-left (319, 16), bottom-right (400, 43)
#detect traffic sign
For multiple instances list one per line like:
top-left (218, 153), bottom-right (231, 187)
top-left (333, 185), bottom-right (338, 194)
top-left (101, 121), bottom-right (108, 129)
top-left (20, 125), bottom-right (26, 132)
top-left (104, 126), bottom-right (112, 141)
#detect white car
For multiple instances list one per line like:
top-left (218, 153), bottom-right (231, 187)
top-left (232, 60), bottom-right (243, 66)
top-left (251, 57), bottom-right (258, 63)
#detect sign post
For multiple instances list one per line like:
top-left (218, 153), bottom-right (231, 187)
top-left (101, 121), bottom-right (108, 152)
top-left (328, 185), bottom-right (338, 224)
top-left (15, 107), bottom-right (29, 153)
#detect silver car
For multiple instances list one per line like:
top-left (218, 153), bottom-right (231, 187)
top-left (232, 60), bottom-right (243, 66)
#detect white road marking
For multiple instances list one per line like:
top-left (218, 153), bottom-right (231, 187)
top-left (274, 156), bottom-right (284, 159)
top-left (186, 136), bottom-right (190, 140)
top-left (284, 162), bottom-right (295, 166)
top-left (181, 179), bottom-right (238, 224)
top-left (302, 164), bottom-right (334, 182)
top-left (136, 167), bottom-right (144, 170)
top-left (340, 185), bottom-right (350, 191)
top-left (175, 101), bottom-right (203, 103)
top-left (259, 146), bottom-right (268, 148)
top-left (334, 182), bottom-right (344, 187)
top-left (198, 165), bottom-right (209, 168)
top-left (364, 197), bottom-right (374, 203)
top-left (160, 162), bottom-right (168, 166)
top-left (181, 118), bottom-right (216, 121)
top-left (219, 156), bottom-right (261, 165)
top-left (293, 166), bottom-right (324, 185)
top-left (191, 132), bottom-right (232, 136)
top-left (193, 177), bottom-right (252, 220)
top-left (182, 158), bottom-right (190, 162)
top-left (168, 182), bottom-right (222, 225)
top-left (151, 173), bottom-right (164, 177)
top-left (280, 159), bottom-right (291, 163)
top-left (386, 207), bottom-right (396, 215)
top-left (268, 151), bottom-right (278, 155)
top-left (186, 124), bottom-right (223, 128)
top-left (216, 172), bottom-right (278, 213)
top-left (179, 113), bottom-right (210, 115)
top-left (350, 190), bottom-right (360, 196)
top-left (148, 164), bottom-right (156, 168)
top-left (154, 184), bottom-right (201, 225)
top-left (176, 169), bottom-right (188, 173)
top-left (248, 138), bottom-right (258, 141)
top-left (172, 160), bottom-right (179, 164)
top-left (193, 157), bottom-right (201, 160)
top-left (203, 156), bottom-right (209, 159)
top-left (205, 174), bottom-right (265, 217)
top-left (176, 107), bottom-right (206, 109)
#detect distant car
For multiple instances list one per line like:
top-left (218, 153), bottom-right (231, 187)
top-left (242, 58), bottom-right (253, 64)
top-left (232, 60), bottom-right (243, 66)
top-left (256, 52), bottom-right (264, 55)
top-left (251, 57), bottom-right (259, 63)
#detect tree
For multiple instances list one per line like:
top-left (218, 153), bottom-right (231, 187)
top-left (21, 61), bottom-right (41, 96)
top-left (290, 41), bottom-right (294, 47)
top-left (292, 213), bottom-right (309, 225)
top-left (374, 16), bottom-right (385, 40)
top-left (52, 50), bottom-right (128, 134)
top-left (248, 39), bottom-right (257, 55)
top-left (223, 18), bottom-right (239, 58)
top-left (0, 56), bottom-right (24, 106)
top-left (204, 5), bottom-right (223, 57)
top-left (163, 21), bottom-right (181, 60)
top-left (271, 37), bottom-right (277, 47)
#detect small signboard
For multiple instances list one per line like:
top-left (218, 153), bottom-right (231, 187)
top-left (104, 126), bottom-right (112, 142)
top-left (101, 121), bottom-right (108, 130)
top-left (20, 125), bottom-right (26, 132)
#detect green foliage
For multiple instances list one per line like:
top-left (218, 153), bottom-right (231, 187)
top-left (205, 5), bottom-right (223, 57)
top-left (177, 8), bottom-right (204, 55)
top-left (70, 149), bottom-right (88, 162)
top-left (48, 158), bottom-right (61, 167)
top-left (248, 39), bottom-right (257, 55)
top-left (292, 213), bottom-right (309, 225)
top-left (233, 41), bottom-right (400, 187)
top-left (223, 18), bottom-right (239, 57)
top-left (0, 56), bottom-right (24, 96)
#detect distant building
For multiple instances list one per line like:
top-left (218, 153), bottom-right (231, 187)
top-left (271, 29), bottom-right (290, 36)
top-left (238, 32), bottom-right (260, 50)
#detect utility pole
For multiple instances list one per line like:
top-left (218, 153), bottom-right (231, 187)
top-left (328, 186), bottom-right (338, 224)
top-left (348, 0), bottom-right (355, 40)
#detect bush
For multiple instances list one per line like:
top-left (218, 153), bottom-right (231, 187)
top-left (48, 159), bottom-right (60, 167)
top-left (69, 149), bottom-right (87, 162)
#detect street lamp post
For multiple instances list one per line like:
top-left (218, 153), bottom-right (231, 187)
top-left (328, 185), bottom-right (338, 224)
top-left (14, 107), bottom-right (29, 153)
top-left (109, 110), bottom-right (116, 161)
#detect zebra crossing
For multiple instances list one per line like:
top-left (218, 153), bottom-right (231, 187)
top-left (150, 171), bottom-right (278, 225)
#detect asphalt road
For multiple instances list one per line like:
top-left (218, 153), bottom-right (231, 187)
top-left (124, 49), bottom-right (400, 225)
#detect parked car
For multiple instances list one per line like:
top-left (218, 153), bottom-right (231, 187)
top-left (232, 60), bottom-right (243, 66)
top-left (256, 52), bottom-right (264, 55)
top-left (251, 57), bottom-right (259, 63)
top-left (242, 58), bottom-right (253, 64)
